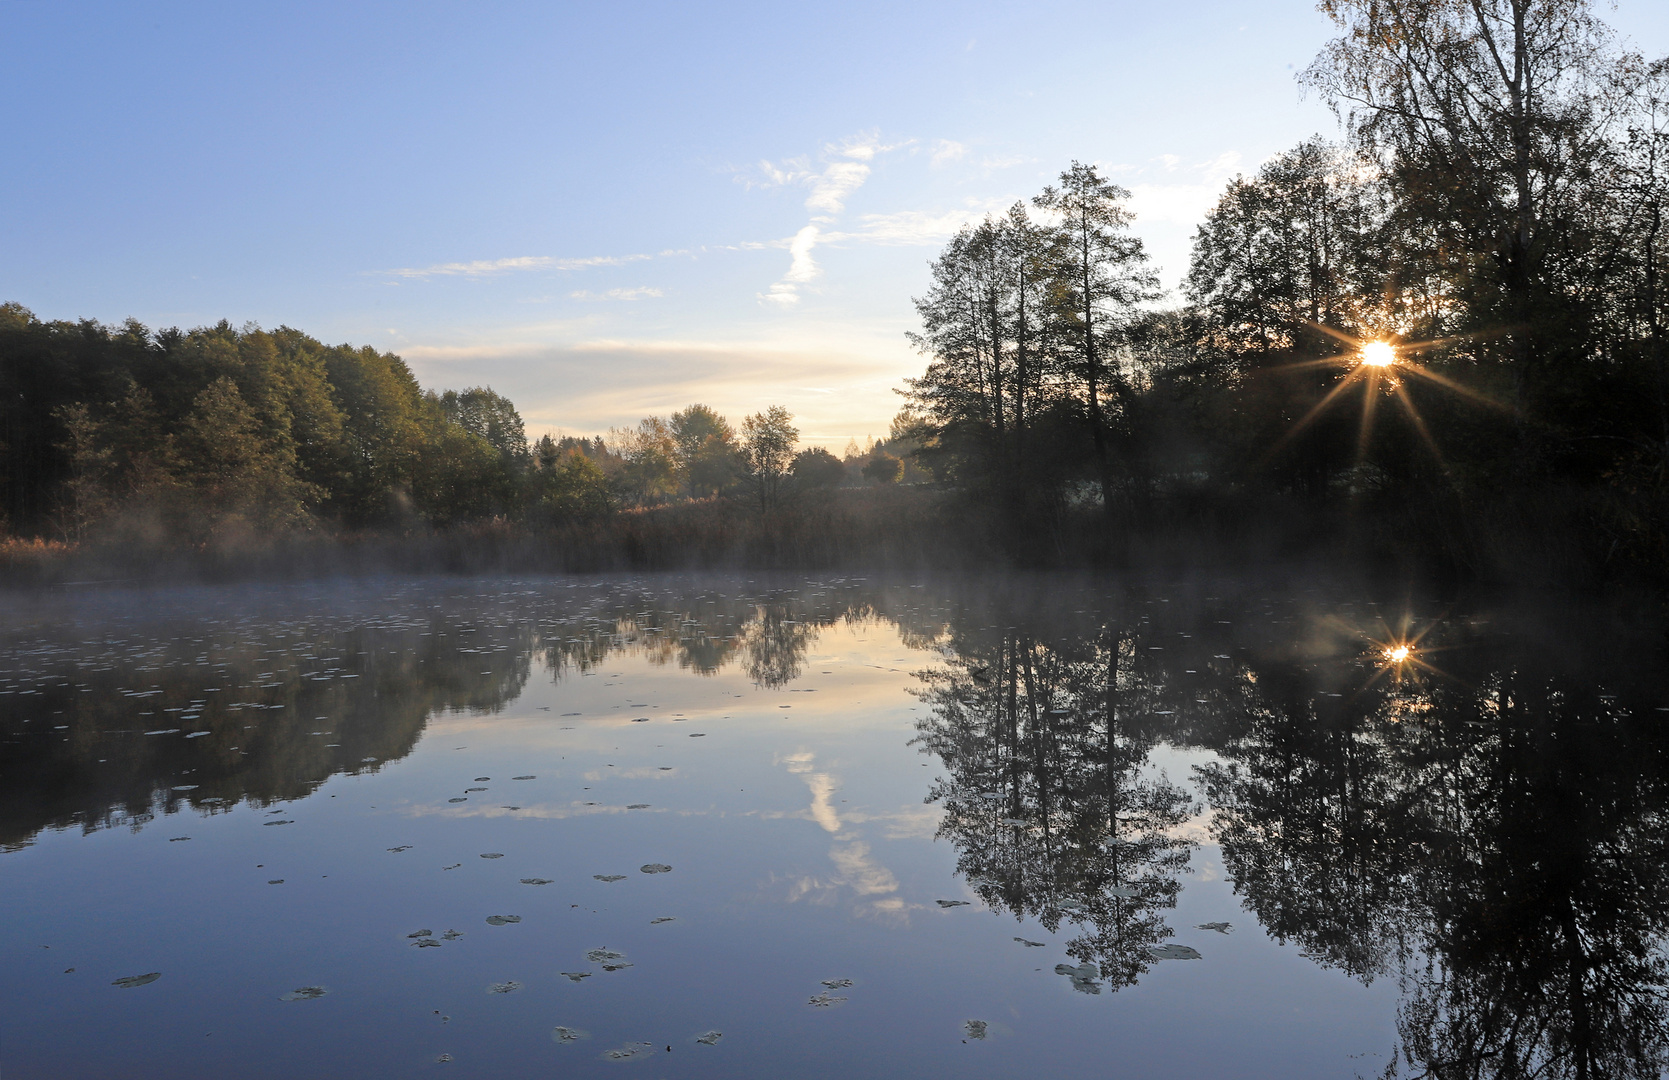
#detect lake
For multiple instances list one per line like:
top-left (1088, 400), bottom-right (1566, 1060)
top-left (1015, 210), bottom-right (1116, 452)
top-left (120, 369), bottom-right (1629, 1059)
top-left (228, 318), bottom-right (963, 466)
top-left (3, 572), bottom-right (1666, 1078)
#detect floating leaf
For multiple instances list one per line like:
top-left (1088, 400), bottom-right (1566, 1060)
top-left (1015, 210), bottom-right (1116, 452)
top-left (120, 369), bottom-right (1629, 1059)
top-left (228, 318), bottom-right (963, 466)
top-left (594, 874), bottom-right (626, 883)
top-left (640, 863), bottom-right (672, 874)
top-left (280, 986), bottom-right (327, 1001)
top-left (1195, 921), bottom-right (1233, 934)
top-left (935, 900), bottom-right (970, 908)
top-left (479, 853), bottom-right (504, 859)
top-left (1054, 962), bottom-right (1101, 994)
top-left (485, 981), bottom-right (522, 994)
top-left (520, 878), bottom-right (554, 886)
top-left (552, 1025), bottom-right (589, 1043)
top-left (386, 846), bottom-right (412, 853)
top-left (650, 917), bottom-right (676, 924)
top-left (559, 972), bottom-right (592, 983)
top-left (695, 1030), bottom-right (722, 1046)
top-left (112, 972), bottom-right (161, 989)
top-left (627, 804), bottom-right (650, 810)
top-left (1014, 937), bottom-right (1046, 947)
top-left (1149, 944), bottom-right (1202, 960)
top-left (512, 775), bottom-right (536, 780)
top-left (821, 978), bottom-right (853, 989)
top-left (964, 1019), bottom-right (988, 1040)
top-left (602, 1042), bottom-right (655, 1061)
top-left (807, 992), bottom-right (847, 1007)
top-left (442, 929), bottom-right (464, 940)
top-left (407, 929), bottom-right (433, 938)
top-left (485, 915), bottom-right (521, 926)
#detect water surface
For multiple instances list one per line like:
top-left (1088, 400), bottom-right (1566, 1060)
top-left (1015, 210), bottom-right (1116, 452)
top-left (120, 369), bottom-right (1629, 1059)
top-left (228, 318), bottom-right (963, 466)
top-left (4, 574), bottom-right (1666, 1078)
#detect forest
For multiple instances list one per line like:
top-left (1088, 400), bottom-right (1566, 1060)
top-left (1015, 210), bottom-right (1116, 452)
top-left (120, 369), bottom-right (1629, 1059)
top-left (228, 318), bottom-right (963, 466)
top-left (4, 0), bottom-right (1668, 584)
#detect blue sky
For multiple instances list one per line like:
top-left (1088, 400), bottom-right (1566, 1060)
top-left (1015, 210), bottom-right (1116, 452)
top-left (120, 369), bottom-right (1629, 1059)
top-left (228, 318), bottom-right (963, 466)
top-left (5, 1), bottom-right (1666, 449)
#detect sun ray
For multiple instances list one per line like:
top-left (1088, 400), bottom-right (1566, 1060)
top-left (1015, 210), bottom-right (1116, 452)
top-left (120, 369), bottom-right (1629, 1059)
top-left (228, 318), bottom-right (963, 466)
top-left (1260, 373), bottom-right (1364, 462)
top-left (1357, 369), bottom-right (1381, 459)
top-left (1392, 382), bottom-right (1446, 466)
top-left (1397, 361), bottom-right (1514, 411)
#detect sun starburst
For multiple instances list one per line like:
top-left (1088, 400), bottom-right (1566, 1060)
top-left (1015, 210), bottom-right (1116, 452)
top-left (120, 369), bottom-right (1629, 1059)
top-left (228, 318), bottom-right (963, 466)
top-left (1263, 325), bottom-right (1510, 467)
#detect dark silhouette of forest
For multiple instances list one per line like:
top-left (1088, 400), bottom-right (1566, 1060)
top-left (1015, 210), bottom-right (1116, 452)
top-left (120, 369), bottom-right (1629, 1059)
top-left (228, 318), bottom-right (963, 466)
top-left (4, 0), bottom-right (1668, 585)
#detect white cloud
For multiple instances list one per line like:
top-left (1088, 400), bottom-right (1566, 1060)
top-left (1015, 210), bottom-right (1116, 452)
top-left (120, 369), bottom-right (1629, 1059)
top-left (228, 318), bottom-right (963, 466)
top-left (382, 253), bottom-right (652, 280)
top-left (805, 160), bottom-right (870, 216)
top-left (759, 224), bottom-right (821, 307)
top-left (569, 286), bottom-right (665, 301)
top-left (930, 139), bottom-right (966, 167)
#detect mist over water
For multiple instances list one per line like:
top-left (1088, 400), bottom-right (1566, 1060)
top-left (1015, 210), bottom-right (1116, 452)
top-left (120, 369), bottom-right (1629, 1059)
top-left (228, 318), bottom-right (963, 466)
top-left (3, 573), bottom-right (1666, 1078)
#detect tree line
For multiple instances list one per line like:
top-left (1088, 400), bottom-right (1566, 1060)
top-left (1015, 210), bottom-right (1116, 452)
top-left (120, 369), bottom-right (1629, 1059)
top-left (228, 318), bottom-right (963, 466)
top-left (0, 305), bottom-right (920, 549)
top-left (901, 0), bottom-right (1669, 573)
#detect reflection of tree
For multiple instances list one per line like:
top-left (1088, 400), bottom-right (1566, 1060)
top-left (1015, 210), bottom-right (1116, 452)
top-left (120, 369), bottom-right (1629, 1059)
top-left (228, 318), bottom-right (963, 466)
top-left (1201, 621), bottom-right (1669, 1079)
top-left (915, 625), bottom-right (1196, 991)
top-left (0, 616), bottom-right (529, 850)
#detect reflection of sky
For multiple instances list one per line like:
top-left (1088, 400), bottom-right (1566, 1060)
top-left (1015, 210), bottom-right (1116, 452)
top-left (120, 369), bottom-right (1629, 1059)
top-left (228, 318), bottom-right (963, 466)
top-left (4, 590), bottom-right (1403, 1079)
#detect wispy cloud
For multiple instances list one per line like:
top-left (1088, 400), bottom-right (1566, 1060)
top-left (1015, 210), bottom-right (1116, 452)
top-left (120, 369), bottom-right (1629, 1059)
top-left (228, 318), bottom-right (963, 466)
top-left (752, 131), bottom-right (914, 307)
top-left (930, 139), bottom-right (966, 167)
top-left (570, 286), bottom-right (665, 301)
top-left (381, 253), bottom-right (652, 280)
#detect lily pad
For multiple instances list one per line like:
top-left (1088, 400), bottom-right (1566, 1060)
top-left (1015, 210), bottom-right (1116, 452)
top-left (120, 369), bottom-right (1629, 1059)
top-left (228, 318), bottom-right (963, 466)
top-left (1149, 944), bottom-right (1202, 960)
top-left (602, 1042), bottom-right (656, 1061)
top-left (964, 1019), bottom-right (988, 1040)
top-left (585, 948), bottom-right (625, 963)
top-left (594, 874), bottom-right (626, 882)
top-left (695, 1030), bottom-right (722, 1046)
top-left (649, 917), bottom-right (676, 924)
top-left (280, 986), bottom-right (327, 1001)
top-left (640, 863), bottom-right (672, 874)
top-left (1106, 886), bottom-right (1139, 899)
top-left (480, 853), bottom-right (504, 859)
top-left (552, 1025), bottom-right (589, 1043)
top-left (935, 900), bottom-right (970, 908)
top-left (1014, 937), bottom-right (1046, 947)
top-left (447, 798), bottom-right (467, 803)
top-left (413, 939), bottom-right (442, 948)
top-left (407, 929), bottom-right (433, 938)
top-left (559, 972), bottom-right (592, 983)
top-left (820, 978), bottom-right (853, 989)
top-left (262, 820), bottom-right (295, 826)
top-left (512, 775), bottom-right (536, 780)
top-left (442, 929), bottom-right (464, 940)
top-left (387, 846), bottom-right (412, 853)
top-left (520, 878), bottom-right (555, 885)
top-left (1054, 962), bottom-right (1101, 994)
top-left (485, 981), bottom-right (522, 994)
top-left (465, 787), bottom-right (487, 793)
top-left (627, 804), bottom-right (650, 810)
top-left (436, 1053), bottom-right (452, 1063)
top-left (485, 915), bottom-right (522, 926)
top-left (1195, 921), bottom-right (1234, 934)
top-left (807, 992), bottom-right (847, 1007)
top-left (112, 972), bottom-right (161, 989)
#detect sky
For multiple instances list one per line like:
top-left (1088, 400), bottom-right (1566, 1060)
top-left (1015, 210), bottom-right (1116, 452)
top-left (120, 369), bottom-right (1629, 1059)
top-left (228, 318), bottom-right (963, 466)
top-left (4, 1), bottom-right (1667, 450)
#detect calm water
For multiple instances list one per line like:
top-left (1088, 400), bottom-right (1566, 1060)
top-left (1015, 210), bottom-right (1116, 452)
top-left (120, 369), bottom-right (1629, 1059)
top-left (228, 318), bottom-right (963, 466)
top-left (3, 573), bottom-right (1667, 1078)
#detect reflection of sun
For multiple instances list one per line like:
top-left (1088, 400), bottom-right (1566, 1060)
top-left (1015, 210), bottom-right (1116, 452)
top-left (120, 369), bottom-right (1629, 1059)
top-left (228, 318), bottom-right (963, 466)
top-left (1266, 326), bottom-right (1508, 466)
top-left (1384, 644), bottom-right (1410, 663)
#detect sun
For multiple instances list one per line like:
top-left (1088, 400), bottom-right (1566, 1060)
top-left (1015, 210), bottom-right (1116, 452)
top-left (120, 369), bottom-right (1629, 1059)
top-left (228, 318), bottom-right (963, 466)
top-left (1262, 324), bottom-right (1509, 468)
top-left (1360, 341), bottom-right (1396, 367)
top-left (1384, 644), bottom-right (1411, 663)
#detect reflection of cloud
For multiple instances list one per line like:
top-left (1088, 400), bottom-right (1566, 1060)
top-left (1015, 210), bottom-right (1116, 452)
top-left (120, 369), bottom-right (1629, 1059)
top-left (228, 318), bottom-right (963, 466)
top-left (829, 839), bottom-right (898, 895)
top-left (806, 773), bottom-right (842, 833)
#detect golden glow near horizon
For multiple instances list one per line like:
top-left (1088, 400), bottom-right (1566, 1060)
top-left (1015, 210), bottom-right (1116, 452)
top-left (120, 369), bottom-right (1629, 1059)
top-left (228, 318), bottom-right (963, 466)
top-left (1360, 341), bottom-right (1396, 367)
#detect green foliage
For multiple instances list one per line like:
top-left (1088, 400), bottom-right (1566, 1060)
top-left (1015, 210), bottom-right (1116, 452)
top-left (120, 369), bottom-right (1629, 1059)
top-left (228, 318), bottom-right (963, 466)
top-left (670, 404), bottom-right (740, 497)
top-left (862, 451), bottom-right (903, 484)
top-left (791, 446), bottom-right (846, 489)
top-left (739, 406), bottom-right (798, 511)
